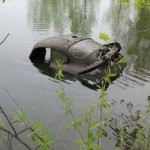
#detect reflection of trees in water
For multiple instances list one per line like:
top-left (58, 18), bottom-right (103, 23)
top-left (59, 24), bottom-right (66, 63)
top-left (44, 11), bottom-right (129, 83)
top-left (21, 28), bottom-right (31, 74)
top-left (27, 0), bottom-right (99, 36)
top-left (103, 1), bottom-right (138, 47)
top-left (27, 0), bottom-right (69, 32)
top-left (104, 1), bottom-right (150, 80)
top-left (68, 0), bottom-right (98, 36)
top-left (127, 10), bottom-right (150, 71)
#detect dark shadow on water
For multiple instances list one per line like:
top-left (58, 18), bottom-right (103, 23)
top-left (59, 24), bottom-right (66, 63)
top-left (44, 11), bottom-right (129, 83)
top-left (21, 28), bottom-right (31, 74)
top-left (30, 59), bottom-right (123, 91)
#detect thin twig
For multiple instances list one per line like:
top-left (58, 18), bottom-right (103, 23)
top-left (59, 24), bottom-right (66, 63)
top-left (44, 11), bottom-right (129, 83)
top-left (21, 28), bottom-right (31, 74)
top-left (97, 103), bottom-right (102, 146)
top-left (0, 33), bottom-right (9, 46)
top-left (61, 82), bottom-right (85, 145)
top-left (0, 126), bottom-right (32, 150)
top-left (2, 138), bottom-right (10, 150)
top-left (55, 122), bottom-right (64, 141)
top-left (0, 105), bottom-right (17, 136)
top-left (56, 63), bottom-right (86, 150)
top-left (60, 81), bottom-right (87, 150)
top-left (88, 111), bottom-right (92, 147)
top-left (17, 116), bottom-right (45, 143)
top-left (3, 87), bottom-right (19, 107)
top-left (35, 144), bottom-right (41, 150)
top-left (0, 104), bottom-right (33, 150)
top-left (17, 127), bottom-right (31, 135)
top-left (1, 88), bottom-right (54, 150)
top-left (7, 134), bottom-right (13, 150)
top-left (97, 62), bottom-right (110, 146)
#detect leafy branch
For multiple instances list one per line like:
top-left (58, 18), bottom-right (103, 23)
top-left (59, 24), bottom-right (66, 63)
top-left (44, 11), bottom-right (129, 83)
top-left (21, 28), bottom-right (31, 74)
top-left (0, 105), bottom-right (32, 150)
top-left (0, 104), bottom-right (55, 150)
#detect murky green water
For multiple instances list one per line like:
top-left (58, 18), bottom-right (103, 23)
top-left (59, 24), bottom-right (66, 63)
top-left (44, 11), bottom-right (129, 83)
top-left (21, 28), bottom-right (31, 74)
top-left (0, 0), bottom-right (150, 149)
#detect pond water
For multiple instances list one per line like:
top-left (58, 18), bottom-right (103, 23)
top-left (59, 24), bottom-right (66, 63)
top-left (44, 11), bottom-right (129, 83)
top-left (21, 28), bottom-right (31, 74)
top-left (0, 0), bottom-right (150, 149)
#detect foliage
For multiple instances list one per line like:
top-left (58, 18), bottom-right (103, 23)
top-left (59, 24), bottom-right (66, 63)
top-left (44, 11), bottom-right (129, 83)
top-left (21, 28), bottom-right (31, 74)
top-left (54, 34), bottom-right (150, 150)
top-left (18, 111), bottom-right (55, 150)
top-left (55, 56), bottom-right (120, 149)
top-left (134, 0), bottom-right (150, 10)
top-left (116, 0), bottom-right (150, 10)
top-left (118, 57), bottom-right (127, 64)
top-left (1, 29), bottom-right (150, 150)
top-left (116, 0), bottom-right (130, 4)
top-left (55, 59), bottom-right (64, 80)
top-left (0, 107), bottom-right (54, 150)
top-left (99, 33), bottom-right (110, 43)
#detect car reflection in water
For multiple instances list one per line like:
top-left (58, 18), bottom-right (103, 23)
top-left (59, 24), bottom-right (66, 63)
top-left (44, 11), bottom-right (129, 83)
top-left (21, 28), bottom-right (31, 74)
top-left (30, 50), bottom-right (126, 91)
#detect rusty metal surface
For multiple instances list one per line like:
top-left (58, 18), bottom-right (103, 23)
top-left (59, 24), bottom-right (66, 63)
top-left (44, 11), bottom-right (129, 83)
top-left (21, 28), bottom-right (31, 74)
top-left (29, 35), bottom-right (124, 75)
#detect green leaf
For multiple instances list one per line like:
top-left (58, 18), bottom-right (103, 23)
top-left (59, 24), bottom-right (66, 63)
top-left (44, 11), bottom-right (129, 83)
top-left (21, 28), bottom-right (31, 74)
top-left (68, 98), bottom-right (76, 104)
top-left (91, 123), bottom-right (101, 129)
top-left (90, 121), bottom-right (99, 129)
top-left (71, 119), bottom-right (82, 129)
top-left (34, 120), bottom-right (42, 131)
top-left (88, 131), bottom-right (96, 142)
top-left (104, 103), bottom-right (111, 108)
top-left (118, 57), bottom-right (127, 64)
top-left (55, 59), bottom-right (63, 67)
top-left (104, 77), bottom-right (111, 84)
top-left (99, 32), bottom-right (110, 42)
top-left (96, 85), bottom-right (101, 89)
top-left (18, 111), bottom-right (27, 122)
top-left (31, 135), bottom-right (37, 142)
top-left (108, 73), bottom-right (117, 77)
top-left (66, 109), bottom-right (72, 115)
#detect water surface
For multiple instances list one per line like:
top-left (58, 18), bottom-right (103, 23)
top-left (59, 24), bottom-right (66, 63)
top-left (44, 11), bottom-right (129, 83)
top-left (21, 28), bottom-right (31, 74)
top-left (0, 0), bottom-right (150, 149)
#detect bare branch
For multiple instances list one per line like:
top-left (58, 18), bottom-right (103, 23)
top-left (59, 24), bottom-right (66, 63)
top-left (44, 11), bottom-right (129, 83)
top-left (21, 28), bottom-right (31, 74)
top-left (0, 33), bottom-right (9, 46)
top-left (55, 122), bottom-right (64, 142)
top-left (0, 126), bottom-right (32, 150)
top-left (35, 144), bottom-right (41, 150)
top-left (17, 127), bottom-right (32, 135)
top-left (0, 105), bottom-right (17, 136)
top-left (0, 105), bottom-right (33, 149)
top-left (3, 87), bottom-right (19, 107)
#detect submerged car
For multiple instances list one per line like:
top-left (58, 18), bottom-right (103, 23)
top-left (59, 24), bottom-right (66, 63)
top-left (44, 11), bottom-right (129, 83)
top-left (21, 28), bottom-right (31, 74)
top-left (29, 35), bottom-right (126, 81)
